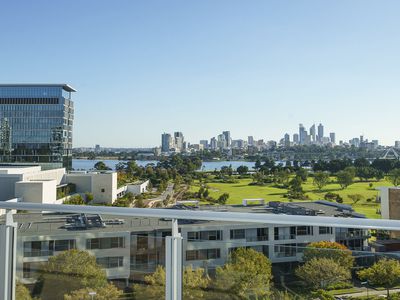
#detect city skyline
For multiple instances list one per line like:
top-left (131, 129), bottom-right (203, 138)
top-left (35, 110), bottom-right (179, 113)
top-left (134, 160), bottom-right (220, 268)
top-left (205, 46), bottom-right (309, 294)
top-left (2, 1), bottom-right (400, 147)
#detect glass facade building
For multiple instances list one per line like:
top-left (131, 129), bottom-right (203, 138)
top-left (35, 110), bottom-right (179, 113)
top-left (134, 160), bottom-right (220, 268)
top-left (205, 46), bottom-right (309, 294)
top-left (0, 84), bottom-right (75, 169)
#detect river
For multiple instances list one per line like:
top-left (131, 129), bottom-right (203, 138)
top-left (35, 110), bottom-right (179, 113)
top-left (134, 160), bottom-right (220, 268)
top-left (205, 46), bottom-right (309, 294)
top-left (72, 159), bottom-right (256, 172)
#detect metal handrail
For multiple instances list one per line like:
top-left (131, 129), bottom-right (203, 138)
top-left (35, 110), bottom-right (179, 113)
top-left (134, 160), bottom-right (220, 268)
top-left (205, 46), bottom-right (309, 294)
top-left (1, 202), bottom-right (400, 230)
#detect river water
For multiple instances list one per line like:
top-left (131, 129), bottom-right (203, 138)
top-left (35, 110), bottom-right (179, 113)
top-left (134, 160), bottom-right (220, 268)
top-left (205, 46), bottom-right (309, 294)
top-left (72, 159), bottom-right (256, 171)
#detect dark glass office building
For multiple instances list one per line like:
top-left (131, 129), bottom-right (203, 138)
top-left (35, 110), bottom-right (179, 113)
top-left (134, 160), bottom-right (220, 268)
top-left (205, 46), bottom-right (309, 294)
top-left (0, 84), bottom-right (75, 169)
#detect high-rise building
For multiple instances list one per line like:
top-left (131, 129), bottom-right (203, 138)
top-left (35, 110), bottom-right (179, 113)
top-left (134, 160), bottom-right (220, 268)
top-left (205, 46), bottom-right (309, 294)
top-left (395, 141), bottom-right (400, 148)
top-left (247, 136), bottom-right (254, 146)
top-left (174, 132), bottom-right (184, 151)
top-left (95, 145), bottom-right (101, 153)
top-left (0, 84), bottom-right (75, 169)
top-left (293, 133), bottom-right (299, 144)
top-left (210, 137), bottom-right (217, 150)
top-left (299, 124), bottom-right (307, 145)
top-left (310, 124), bottom-right (316, 142)
top-left (217, 134), bottom-right (226, 149)
top-left (329, 132), bottom-right (336, 144)
top-left (161, 133), bottom-right (172, 152)
top-left (317, 123), bottom-right (324, 142)
top-left (222, 131), bottom-right (231, 148)
top-left (284, 133), bottom-right (290, 147)
top-left (199, 140), bottom-right (209, 149)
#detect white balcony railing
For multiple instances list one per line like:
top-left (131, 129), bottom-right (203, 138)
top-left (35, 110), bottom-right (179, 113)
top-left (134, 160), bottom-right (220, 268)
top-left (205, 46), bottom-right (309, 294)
top-left (1, 201), bottom-right (400, 300)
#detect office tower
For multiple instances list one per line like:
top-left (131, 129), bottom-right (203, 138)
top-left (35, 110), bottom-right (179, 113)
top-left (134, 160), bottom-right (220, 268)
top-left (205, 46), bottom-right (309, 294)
top-left (199, 140), bottom-right (209, 149)
top-left (395, 141), bottom-right (400, 148)
top-left (161, 133), bottom-right (172, 152)
top-left (210, 137), bottom-right (217, 150)
top-left (317, 123), bottom-right (324, 142)
top-left (222, 131), bottom-right (231, 148)
top-left (329, 133), bottom-right (336, 144)
top-left (248, 136), bottom-right (254, 146)
top-left (310, 124), bottom-right (316, 142)
top-left (217, 134), bottom-right (226, 149)
top-left (0, 118), bottom-right (12, 161)
top-left (299, 124), bottom-right (307, 145)
top-left (174, 132), bottom-right (184, 151)
top-left (284, 133), bottom-right (290, 147)
top-left (95, 145), bottom-right (101, 153)
top-left (293, 133), bottom-right (299, 144)
top-left (0, 84), bottom-right (75, 169)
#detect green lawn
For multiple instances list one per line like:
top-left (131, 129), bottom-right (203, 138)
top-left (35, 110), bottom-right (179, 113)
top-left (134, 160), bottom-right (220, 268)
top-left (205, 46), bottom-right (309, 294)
top-left (190, 177), bottom-right (394, 219)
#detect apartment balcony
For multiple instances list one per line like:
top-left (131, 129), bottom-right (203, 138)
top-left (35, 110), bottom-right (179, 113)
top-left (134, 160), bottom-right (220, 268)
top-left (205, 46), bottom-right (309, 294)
top-left (1, 202), bottom-right (400, 300)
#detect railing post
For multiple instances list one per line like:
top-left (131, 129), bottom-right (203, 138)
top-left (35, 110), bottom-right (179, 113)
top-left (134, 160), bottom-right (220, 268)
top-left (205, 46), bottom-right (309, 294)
top-left (165, 219), bottom-right (182, 300)
top-left (0, 210), bottom-right (17, 300)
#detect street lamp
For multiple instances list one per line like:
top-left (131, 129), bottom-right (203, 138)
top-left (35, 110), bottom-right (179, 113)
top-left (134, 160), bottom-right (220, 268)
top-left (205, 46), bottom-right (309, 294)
top-left (88, 291), bottom-right (96, 300)
top-left (361, 281), bottom-right (369, 298)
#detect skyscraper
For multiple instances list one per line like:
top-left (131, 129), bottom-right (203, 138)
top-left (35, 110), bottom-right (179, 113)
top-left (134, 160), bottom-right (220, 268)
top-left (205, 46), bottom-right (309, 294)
top-left (210, 137), bottom-right (217, 150)
top-left (222, 131), bottom-right (231, 148)
top-left (317, 123), bottom-right (324, 142)
top-left (161, 133), bottom-right (172, 152)
top-left (0, 84), bottom-right (75, 169)
top-left (284, 133), bottom-right (290, 147)
top-left (310, 124), bottom-right (316, 142)
top-left (299, 124), bottom-right (307, 145)
top-left (293, 133), bottom-right (299, 144)
top-left (174, 132), bottom-right (184, 151)
top-left (329, 132), bottom-right (336, 144)
top-left (248, 136), bottom-right (254, 146)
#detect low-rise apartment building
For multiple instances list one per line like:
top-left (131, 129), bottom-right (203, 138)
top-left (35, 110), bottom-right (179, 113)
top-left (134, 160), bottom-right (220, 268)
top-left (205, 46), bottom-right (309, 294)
top-left (12, 201), bottom-right (370, 284)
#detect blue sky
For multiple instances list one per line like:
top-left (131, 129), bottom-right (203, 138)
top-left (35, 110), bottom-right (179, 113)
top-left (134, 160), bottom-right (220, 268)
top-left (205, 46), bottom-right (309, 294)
top-left (1, 1), bottom-right (400, 147)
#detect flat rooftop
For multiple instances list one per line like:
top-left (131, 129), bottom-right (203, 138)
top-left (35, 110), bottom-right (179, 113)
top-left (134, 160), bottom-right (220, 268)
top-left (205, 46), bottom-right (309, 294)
top-left (0, 84), bottom-right (76, 92)
top-left (3, 201), bottom-right (366, 237)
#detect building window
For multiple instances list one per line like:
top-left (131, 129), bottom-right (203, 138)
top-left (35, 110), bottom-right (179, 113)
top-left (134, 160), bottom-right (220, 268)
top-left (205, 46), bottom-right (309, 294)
top-left (23, 262), bottom-right (43, 279)
top-left (274, 244), bottom-right (297, 257)
top-left (101, 188), bottom-right (105, 193)
top-left (319, 227), bottom-right (333, 235)
top-left (86, 237), bottom-right (125, 250)
top-left (296, 226), bottom-right (313, 236)
top-left (187, 230), bottom-right (223, 241)
top-left (186, 248), bottom-right (221, 261)
top-left (23, 239), bottom-right (76, 257)
top-left (188, 232), bottom-right (200, 241)
top-left (96, 257), bottom-right (123, 269)
top-left (230, 229), bottom-right (245, 240)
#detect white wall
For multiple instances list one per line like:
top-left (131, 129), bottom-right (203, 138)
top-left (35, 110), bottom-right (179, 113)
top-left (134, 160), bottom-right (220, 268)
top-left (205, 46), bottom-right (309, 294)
top-left (380, 187), bottom-right (390, 219)
top-left (15, 180), bottom-right (57, 204)
top-left (66, 172), bottom-right (118, 204)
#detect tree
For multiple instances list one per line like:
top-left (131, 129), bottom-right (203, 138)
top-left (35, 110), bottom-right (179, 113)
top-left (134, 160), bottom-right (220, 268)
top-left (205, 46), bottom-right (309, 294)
top-left (336, 170), bottom-right (354, 189)
top-left (237, 165), bottom-right (249, 175)
top-left (84, 192), bottom-right (94, 203)
top-left (214, 248), bottom-right (273, 299)
top-left (303, 241), bottom-right (354, 270)
top-left (274, 170), bottom-right (290, 186)
top-left (348, 194), bottom-right (364, 205)
top-left (135, 197), bottom-right (146, 208)
top-left (16, 282), bottom-right (33, 300)
top-left (287, 176), bottom-right (307, 200)
top-left (63, 283), bottom-right (122, 300)
top-left (387, 169), bottom-right (400, 187)
top-left (295, 258), bottom-right (350, 289)
top-left (217, 193), bottom-right (229, 205)
top-left (63, 194), bottom-right (84, 205)
top-left (313, 172), bottom-right (330, 191)
top-left (94, 161), bottom-right (111, 171)
top-left (356, 167), bottom-right (376, 182)
top-left (38, 250), bottom-right (108, 300)
top-left (358, 258), bottom-right (400, 298)
top-left (296, 168), bottom-right (308, 182)
top-left (133, 265), bottom-right (210, 299)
